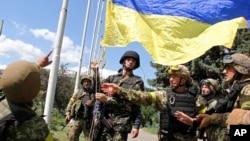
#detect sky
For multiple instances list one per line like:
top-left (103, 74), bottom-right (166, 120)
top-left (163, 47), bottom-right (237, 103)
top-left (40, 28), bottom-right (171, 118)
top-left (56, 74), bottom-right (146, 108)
top-left (0, 0), bottom-right (157, 87)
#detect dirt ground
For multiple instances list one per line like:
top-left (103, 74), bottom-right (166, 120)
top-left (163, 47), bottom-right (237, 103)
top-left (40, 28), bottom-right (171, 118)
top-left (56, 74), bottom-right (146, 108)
top-left (127, 129), bottom-right (158, 141)
top-left (52, 126), bottom-right (157, 141)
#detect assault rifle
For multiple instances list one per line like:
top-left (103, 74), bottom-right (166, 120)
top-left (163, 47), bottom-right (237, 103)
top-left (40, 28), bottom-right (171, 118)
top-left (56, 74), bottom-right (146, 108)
top-left (89, 95), bottom-right (114, 141)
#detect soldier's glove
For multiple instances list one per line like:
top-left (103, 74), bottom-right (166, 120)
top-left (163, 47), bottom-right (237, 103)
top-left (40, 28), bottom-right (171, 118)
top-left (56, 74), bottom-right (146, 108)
top-left (227, 109), bottom-right (250, 125)
top-left (196, 114), bottom-right (211, 130)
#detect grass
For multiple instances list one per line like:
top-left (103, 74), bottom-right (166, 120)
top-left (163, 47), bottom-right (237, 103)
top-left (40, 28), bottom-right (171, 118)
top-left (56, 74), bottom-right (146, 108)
top-left (51, 125), bottom-right (86, 141)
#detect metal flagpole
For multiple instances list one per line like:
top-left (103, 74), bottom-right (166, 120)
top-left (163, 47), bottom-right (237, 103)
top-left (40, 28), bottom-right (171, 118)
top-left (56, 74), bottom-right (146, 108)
top-left (87, 0), bottom-right (101, 75)
top-left (73, 0), bottom-right (92, 92)
top-left (43, 0), bottom-right (69, 127)
top-left (93, 0), bottom-right (105, 61)
top-left (0, 20), bottom-right (3, 36)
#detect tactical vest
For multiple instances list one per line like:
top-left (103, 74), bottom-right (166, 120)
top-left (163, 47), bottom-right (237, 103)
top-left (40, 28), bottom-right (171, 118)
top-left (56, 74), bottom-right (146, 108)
top-left (72, 89), bottom-right (94, 119)
top-left (160, 88), bottom-right (197, 135)
top-left (227, 80), bottom-right (250, 110)
top-left (103, 74), bottom-right (143, 132)
top-left (215, 80), bottom-right (250, 113)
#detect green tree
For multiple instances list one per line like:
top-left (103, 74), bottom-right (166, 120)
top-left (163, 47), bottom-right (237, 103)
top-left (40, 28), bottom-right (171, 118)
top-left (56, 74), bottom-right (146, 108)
top-left (54, 64), bottom-right (75, 112)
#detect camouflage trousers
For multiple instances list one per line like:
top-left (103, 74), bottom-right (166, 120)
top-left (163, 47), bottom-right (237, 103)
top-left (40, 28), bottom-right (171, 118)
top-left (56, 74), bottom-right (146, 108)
top-left (98, 129), bottom-right (128, 141)
top-left (67, 118), bottom-right (91, 141)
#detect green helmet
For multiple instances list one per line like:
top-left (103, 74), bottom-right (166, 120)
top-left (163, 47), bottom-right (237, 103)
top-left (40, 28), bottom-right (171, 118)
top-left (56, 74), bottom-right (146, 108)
top-left (0, 61), bottom-right (41, 103)
top-left (80, 75), bottom-right (93, 85)
top-left (223, 53), bottom-right (250, 75)
top-left (200, 78), bottom-right (218, 94)
top-left (166, 65), bottom-right (193, 84)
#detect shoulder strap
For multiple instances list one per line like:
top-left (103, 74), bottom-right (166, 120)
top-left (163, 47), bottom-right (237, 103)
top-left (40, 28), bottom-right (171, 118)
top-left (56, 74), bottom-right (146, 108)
top-left (117, 75), bottom-right (129, 86)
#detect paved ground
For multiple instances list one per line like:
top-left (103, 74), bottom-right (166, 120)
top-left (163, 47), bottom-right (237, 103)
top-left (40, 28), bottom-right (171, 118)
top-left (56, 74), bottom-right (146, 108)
top-left (127, 129), bottom-right (158, 141)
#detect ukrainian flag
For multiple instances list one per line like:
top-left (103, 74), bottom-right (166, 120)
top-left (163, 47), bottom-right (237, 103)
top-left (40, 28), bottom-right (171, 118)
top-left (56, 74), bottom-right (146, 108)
top-left (101, 0), bottom-right (250, 65)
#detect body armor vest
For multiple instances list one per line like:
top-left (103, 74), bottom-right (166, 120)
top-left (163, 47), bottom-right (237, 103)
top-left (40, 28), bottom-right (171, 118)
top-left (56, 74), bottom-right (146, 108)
top-left (160, 88), bottom-right (197, 135)
top-left (104, 74), bottom-right (143, 132)
top-left (74, 89), bottom-right (93, 119)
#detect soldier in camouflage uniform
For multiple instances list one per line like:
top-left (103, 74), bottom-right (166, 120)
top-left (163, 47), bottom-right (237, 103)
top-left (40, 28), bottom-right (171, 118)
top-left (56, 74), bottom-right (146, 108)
top-left (0, 51), bottom-right (53, 141)
top-left (93, 50), bottom-right (144, 141)
top-left (196, 53), bottom-right (250, 141)
top-left (98, 64), bottom-right (199, 141)
top-left (175, 78), bottom-right (228, 141)
top-left (64, 61), bottom-right (99, 141)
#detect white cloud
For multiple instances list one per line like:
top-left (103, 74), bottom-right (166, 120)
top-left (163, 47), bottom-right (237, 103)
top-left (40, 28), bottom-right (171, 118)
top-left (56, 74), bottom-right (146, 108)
top-left (0, 35), bottom-right (43, 61)
top-left (12, 21), bottom-right (26, 35)
top-left (0, 28), bottom-right (117, 78)
top-left (30, 28), bottom-right (89, 64)
top-left (30, 28), bottom-right (55, 41)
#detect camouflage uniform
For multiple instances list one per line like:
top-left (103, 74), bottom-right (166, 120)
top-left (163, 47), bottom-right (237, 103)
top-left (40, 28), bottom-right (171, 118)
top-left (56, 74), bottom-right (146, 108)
top-left (65, 75), bottom-right (96, 141)
top-left (115, 65), bottom-right (198, 141)
top-left (201, 53), bottom-right (250, 141)
top-left (93, 51), bottom-right (144, 141)
top-left (0, 61), bottom-right (51, 141)
top-left (196, 78), bottom-right (228, 141)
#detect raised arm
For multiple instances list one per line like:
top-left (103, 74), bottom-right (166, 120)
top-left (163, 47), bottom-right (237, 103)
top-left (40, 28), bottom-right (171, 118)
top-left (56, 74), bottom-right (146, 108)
top-left (37, 51), bottom-right (53, 67)
top-left (100, 83), bottom-right (167, 109)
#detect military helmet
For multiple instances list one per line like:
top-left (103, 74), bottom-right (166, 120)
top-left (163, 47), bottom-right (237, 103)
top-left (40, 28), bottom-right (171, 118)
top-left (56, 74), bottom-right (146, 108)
top-left (223, 53), bottom-right (250, 75)
top-left (80, 75), bottom-right (93, 85)
top-left (166, 65), bottom-right (193, 84)
top-left (0, 61), bottom-right (41, 103)
top-left (119, 50), bottom-right (140, 69)
top-left (200, 78), bottom-right (218, 94)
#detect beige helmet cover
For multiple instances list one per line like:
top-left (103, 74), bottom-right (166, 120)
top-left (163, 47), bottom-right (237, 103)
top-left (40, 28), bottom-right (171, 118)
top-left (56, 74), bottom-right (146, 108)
top-left (80, 75), bottom-right (93, 85)
top-left (0, 61), bottom-right (41, 103)
top-left (166, 64), bottom-right (193, 84)
top-left (231, 53), bottom-right (250, 75)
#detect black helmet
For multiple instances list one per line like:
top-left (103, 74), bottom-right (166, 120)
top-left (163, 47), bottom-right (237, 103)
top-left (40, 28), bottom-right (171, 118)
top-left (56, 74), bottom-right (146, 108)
top-left (119, 51), bottom-right (140, 69)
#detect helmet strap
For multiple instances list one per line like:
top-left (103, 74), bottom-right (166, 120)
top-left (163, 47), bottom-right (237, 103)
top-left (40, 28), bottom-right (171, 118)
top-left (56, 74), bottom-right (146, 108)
top-left (123, 64), bottom-right (134, 71)
top-left (233, 72), bottom-right (242, 81)
top-left (172, 77), bottom-right (186, 90)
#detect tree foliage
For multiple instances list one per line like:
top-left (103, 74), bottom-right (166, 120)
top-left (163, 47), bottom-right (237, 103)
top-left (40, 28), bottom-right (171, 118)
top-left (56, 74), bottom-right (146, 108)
top-left (37, 64), bottom-right (76, 114)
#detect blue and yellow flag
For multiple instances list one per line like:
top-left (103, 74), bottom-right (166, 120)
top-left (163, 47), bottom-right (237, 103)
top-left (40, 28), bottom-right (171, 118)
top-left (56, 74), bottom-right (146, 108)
top-left (101, 0), bottom-right (250, 65)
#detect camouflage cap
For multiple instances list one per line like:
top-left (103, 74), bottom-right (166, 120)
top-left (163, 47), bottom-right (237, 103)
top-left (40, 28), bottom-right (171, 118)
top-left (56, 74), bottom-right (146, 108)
top-left (80, 75), bottom-right (93, 85)
top-left (0, 61), bottom-right (41, 103)
top-left (166, 65), bottom-right (193, 84)
top-left (223, 53), bottom-right (250, 75)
